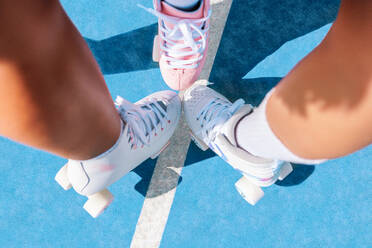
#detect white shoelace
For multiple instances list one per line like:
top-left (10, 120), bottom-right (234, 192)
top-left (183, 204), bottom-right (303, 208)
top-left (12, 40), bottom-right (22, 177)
top-left (116, 96), bottom-right (169, 150)
top-left (138, 4), bottom-right (211, 69)
top-left (196, 98), bottom-right (245, 146)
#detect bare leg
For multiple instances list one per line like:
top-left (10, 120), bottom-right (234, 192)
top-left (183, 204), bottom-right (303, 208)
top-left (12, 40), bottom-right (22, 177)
top-left (0, 0), bottom-right (121, 160)
top-left (266, 0), bottom-right (372, 159)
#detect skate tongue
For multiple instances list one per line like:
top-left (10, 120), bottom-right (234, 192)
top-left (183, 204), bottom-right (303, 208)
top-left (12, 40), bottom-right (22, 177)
top-left (161, 0), bottom-right (204, 19)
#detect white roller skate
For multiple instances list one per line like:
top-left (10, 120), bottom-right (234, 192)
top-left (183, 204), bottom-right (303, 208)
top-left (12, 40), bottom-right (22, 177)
top-left (183, 84), bottom-right (293, 205)
top-left (55, 91), bottom-right (181, 217)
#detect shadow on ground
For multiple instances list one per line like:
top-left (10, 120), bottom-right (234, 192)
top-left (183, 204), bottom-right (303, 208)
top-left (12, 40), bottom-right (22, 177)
top-left (132, 157), bottom-right (184, 197)
top-left (131, 158), bottom-right (158, 197)
top-left (209, 0), bottom-right (339, 102)
top-left (85, 24), bottom-right (158, 74)
top-left (275, 163), bottom-right (315, 186)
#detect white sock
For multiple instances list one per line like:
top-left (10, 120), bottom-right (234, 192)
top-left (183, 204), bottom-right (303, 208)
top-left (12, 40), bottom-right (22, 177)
top-left (163, 0), bottom-right (201, 11)
top-left (235, 89), bottom-right (327, 165)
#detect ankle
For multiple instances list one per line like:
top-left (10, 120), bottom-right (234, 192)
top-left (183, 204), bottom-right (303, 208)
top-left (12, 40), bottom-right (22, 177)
top-left (68, 115), bottom-right (123, 161)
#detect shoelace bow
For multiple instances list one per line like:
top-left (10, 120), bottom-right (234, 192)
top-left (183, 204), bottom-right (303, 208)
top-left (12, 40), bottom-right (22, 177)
top-left (196, 98), bottom-right (245, 145)
top-left (116, 96), bottom-right (169, 150)
top-left (138, 4), bottom-right (211, 69)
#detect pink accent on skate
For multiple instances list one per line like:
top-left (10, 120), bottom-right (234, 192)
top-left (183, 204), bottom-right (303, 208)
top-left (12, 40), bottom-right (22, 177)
top-left (100, 164), bottom-right (114, 172)
top-left (260, 177), bottom-right (274, 182)
top-left (153, 0), bottom-right (211, 90)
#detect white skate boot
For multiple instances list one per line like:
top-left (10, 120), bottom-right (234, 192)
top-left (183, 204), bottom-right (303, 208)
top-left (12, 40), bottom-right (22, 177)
top-left (55, 91), bottom-right (181, 217)
top-left (183, 84), bottom-right (293, 205)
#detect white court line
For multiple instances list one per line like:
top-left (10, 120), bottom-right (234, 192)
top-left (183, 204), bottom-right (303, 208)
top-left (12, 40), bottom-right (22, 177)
top-left (130, 1), bottom-right (233, 247)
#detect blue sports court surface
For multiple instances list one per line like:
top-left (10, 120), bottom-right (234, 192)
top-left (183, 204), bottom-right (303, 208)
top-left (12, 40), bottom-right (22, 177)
top-left (0, 0), bottom-right (371, 247)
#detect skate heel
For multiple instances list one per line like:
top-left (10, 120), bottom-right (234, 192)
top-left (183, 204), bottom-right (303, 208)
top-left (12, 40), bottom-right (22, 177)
top-left (190, 131), bottom-right (209, 151)
top-left (55, 163), bottom-right (72, 190)
top-left (151, 141), bottom-right (170, 159)
top-left (152, 35), bottom-right (160, 62)
top-left (235, 176), bottom-right (264, 205)
top-left (278, 162), bottom-right (293, 181)
top-left (84, 189), bottom-right (114, 218)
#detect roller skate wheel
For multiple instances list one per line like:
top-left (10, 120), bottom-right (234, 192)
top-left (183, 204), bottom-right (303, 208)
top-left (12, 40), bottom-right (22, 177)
top-left (152, 35), bottom-right (160, 62)
top-left (235, 177), bottom-right (264, 205)
top-left (55, 163), bottom-right (72, 190)
top-left (278, 162), bottom-right (293, 181)
top-left (190, 132), bottom-right (209, 151)
top-left (83, 189), bottom-right (114, 218)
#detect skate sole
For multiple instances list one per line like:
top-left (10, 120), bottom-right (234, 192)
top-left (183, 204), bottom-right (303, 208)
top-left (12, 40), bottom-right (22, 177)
top-left (189, 131), bottom-right (293, 205)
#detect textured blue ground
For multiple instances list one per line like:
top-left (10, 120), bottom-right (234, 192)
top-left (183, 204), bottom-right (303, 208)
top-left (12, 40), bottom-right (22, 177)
top-left (0, 0), bottom-right (371, 247)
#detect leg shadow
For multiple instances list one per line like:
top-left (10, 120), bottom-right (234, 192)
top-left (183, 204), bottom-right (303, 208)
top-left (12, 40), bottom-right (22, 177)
top-left (132, 157), bottom-right (184, 197)
top-left (209, 0), bottom-right (340, 103)
top-left (276, 164), bottom-right (315, 186)
top-left (85, 23), bottom-right (158, 75)
top-left (184, 142), bottom-right (216, 167)
top-left (132, 158), bottom-right (158, 197)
